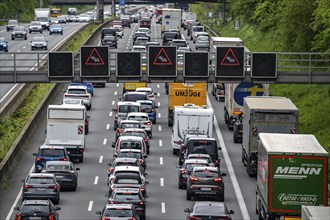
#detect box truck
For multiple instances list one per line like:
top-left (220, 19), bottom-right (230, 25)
top-left (224, 83), bottom-right (269, 130)
top-left (45, 104), bottom-right (86, 162)
top-left (242, 97), bottom-right (299, 176)
top-left (171, 105), bottom-right (214, 155)
top-left (301, 205), bottom-right (330, 220)
top-left (161, 8), bottom-right (181, 33)
top-left (256, 133), bottom-right (328, 220)
top-left (34, 8), bottom-right (50, 30)
top-left (168, 83), bottom-right (207, 127)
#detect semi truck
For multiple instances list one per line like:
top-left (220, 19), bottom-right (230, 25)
top-left (168, 83), bottom-right (207, 127)
top-left (171, 105), bottom-right (214, 155)
top-left (45, 104), bottom-right (86, 162)
top-left (256, 133), bottom-right (328, 220)
top-left (242, 96), bottom-right (299, 177)
top-left (224, 83), bottom-right (269, 130)
top-left (161, 8), bottom-right (181, 33)
top-left (34, 8), bottom-right (50, 30)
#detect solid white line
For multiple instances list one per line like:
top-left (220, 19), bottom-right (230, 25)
top-left (99, 156), bottom-right (103, 163)
top-left (106, 124), bottom-right (110, 130)
top-left (0, 84), bottom-right (18, 103)
top-left (160, 177), bottom-right (164, 186)
top-left (207, 96), bottom-right (250, 220)
top-left (158, 125), bottom-right (161, 131)
top-left (117, 83), bottom-right (119, 87)
top-left (109, 112), bottom-right (113, 117)
top-left (114, 91), bottom-right (117, 95)
top-left (157, 84), bottom-right (159, 88)
top-left (5, 165), bottom-right (34, 220)
top-left (159, 157), bottom-right (163, 165)
top-left (88, 201), bottom-right (93, 211)
top-left (161, 202), bottom-right (165, 213)
top-left (112, 100), bottom-right (115, 105)
top-left (157, 102), bottom-right (160, 107)
top-left (158, 113), bottom-right (161, 118)
top-left (159, 140), bottom-right (162, 147)
top-left (103, 139), bottom-right (107, 145)
top-left (94, 176), bottom-right (99, 185)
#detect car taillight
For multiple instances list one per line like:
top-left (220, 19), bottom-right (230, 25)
top-left (24, 185), bottom-right (33, 189)
top-left (174, 140), bottom-right (182, 145)
top-left (189, 176), bottom-right (199, 181)
top-left (49, 185), bottom-right (59, 189)
top-left (102, 218), bottom-right (111, 220)
top-left (139, 201), bottom-right (144, 205)
top-left (15, 213), bottom-right (21, 220)
top-left (79, 148), bottom-right (84, 153)
top-left (144, 122), bottom-right (151, 125)
top-left (214, 178), bottom-right (222, 182)
top-left (59, 158), bottom-right (68, 161)
top-left (109, 201), bottom-right (117, 204)
top-left (151, 109), bottom-right (155, 112)
top-left (49, 214), bottom-right (55, 220)
top-left (189, 216), bottom-right (202, 220)
top-left (36, 157), bottom-right (44, 161)
top-left (140, 160), bottom-right (145, 164)
top-left (139, 188), bottom-right (145, 192)
top-left (127, 218), bottom-right (136, 220)
top-left (180, 170), bottom-right (187, 174)
top-left (109, 167), bottom-right (114, 173)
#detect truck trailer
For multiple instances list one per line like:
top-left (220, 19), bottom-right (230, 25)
top-left (242, 96), bottom-right (299, 176)
top-left (34, 8), bottom-right (50, 30)
top-left (161, 8), bottom-right (181, 33)
top-left (256, 133), bottom-right (328, 220)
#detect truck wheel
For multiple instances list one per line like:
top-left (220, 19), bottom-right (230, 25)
top-left (247, 163), bottom-right (254, 177)
top-left (233, 135), bottom-right (238, 143)
top-left (242, 149), bottom-right (246, 165)
top-left (172, 149), bottom-right (177, 155)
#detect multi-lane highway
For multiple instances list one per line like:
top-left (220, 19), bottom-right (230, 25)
top-left (0, 15), bottom-right (259, 220)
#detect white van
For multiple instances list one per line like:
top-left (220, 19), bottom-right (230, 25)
top-left (112, 101), bottom-right (141, 130)
top-left (171, 105), bottom-right (214, 155)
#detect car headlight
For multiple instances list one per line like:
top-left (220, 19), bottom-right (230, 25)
top-left (31, 43), bottom-right (36, 46)
top-left (43, 43), bottom-right (47, 46)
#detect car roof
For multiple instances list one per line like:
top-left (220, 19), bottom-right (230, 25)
top-left (67, 85), bottom-right (87, 90)
top-left (187, 154), bottom-right (212, 158)
top-left (136, 100), bottom-right (154, 104)
top-left (136, 37), bottom-right (149, 40)
top-left (114, 165), bottom-right (140, 172)
top-left (45, 161), bottom-right (72, 166)
top-left (114, 188), bottom-right (140, 193)
top-left (194, 201), bottom-right (226, 209)
top-left (39, 145), bottom-right (66, 150)
top-left (28, 173), bottom-right (55, 178)
top-left (123, 128), bottom-right (147, 133)
top-left (124, 91), bottom-right (147, 95)
top-left (119, 120), bottom-right (141, 124)
top-left (192, 166), bottom-right (219, 172)
top-left (119, 149), bottom-right (142, 153)
top-left (136, 87), bottom-right (152, 92)
top-left (187, 137), bottom-right (216, 141)
top-left (114, 157), bottom-right (138, 163)
top-left (127, 112), bottom-right (149, 117)
top-left (184, 159), bottom-right (209, 164)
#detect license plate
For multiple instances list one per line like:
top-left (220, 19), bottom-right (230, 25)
top-left (28, 217), bottom-right (42, 220)
top-left (36, 188), bottom-right (46, 191)
top-left (201, 187), bottom-right (211, 191)
top-left (56, 176), bottom-right (64, 178)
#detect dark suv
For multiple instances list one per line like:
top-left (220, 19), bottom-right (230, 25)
top-left (101, 28), bottom-right (117, 40)
top-left (14, 200), bottom-right (61, 220)
top-left (162, 31), bottom-right (181, 46)
top-left (121, 18), bottom-right (131, 28)
top-left (184, 201), bottom-right (234, 220)
top-left (186, 167), bottom-right (225, 201)
top-left (11, 26), bottom-right (27, 40)
top-left (121, 92), bottom-right (148, 102)
top-left (6, 19), bottom-right (18, 31)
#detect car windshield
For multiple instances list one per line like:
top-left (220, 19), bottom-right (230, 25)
top-left (40, 149), bottom-right (64, 157)
top-left (120, 141), bottom-right (141, 149)
top-left (114, 193), bottom-right (140, 200)
top-left (123, 94), bottom-right (147, 101)
top-left (32, 37), bottom-right (45, 42)
top-left (8, 20), bottom-right (17, 25)
top-left (141, 104), bottom-right (153, 113)
top-left (164, 32), bottom-right (178, 39)
top-left (187, 140), bottom-right (218, 155)
top-left (21, 205), bottom-right (50, 214)
top-left (193, 27), bottom-right (204, 32)
top-left (172, 41), bottom-right (187, 47)
top-left (14, 27), bottom-right (24, 31)
top-left (30, 22), bottom-right (40, 26)
top-left (115, 178), bottom-right (141, 184)
top-left (0, 38), bottom-right (6, 43)
top-left (127, 115), bottom-right (148, 121)
top-left (118, 105), bottom-right (140, 113)
top-left (67, 89), bottom-right (86, 94)
top-left (27, 177), bottom-right (55, 184)
top-left (118, 152), bottom-right (142, 159)
top-left (46, 165), bottom-right (70, 171)
top-left (51, 24), bottom-right (61, 28)
top-left (104, 36), bottom-right (115, 41)
top-left (194, 170), bottom-right (218, 178)
top-left (124, 131), bottom-right (145, 138)
top-left (189, 156), bottom-right (211, 163)
top-left (198, 37), bottom-right (209, 42)
top-left (36, 17), bottom-right (49, 22)
top-left (195, 205), bottom-right (226, 215)
top-left (104, 209), bottom-right (132, 217)
top-left (185, 163), bottom-right (208, 172)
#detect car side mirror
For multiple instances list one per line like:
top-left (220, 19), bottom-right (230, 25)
top-left (55, 207), bottom-right (61, 210)
top-left (96, 210), bottom-right (102, 215)
top-left (229, 210), bottom-right (234, 214)
top-left (76, 167), bottom-right (80, 171)
top-left (113, 154), bottom-right (118, 158)
top-left (118, 97), bottom-right (122, 101)
top-left (14, 206), bottom-right (19, 211)
top-left (144, 173), bottom-right (148, 176)
top-left (221, 172), bottom-right (227, 177)
top-left (112, 142), bottom-right (115, 148)
top-left (32, 153), bottom-right (37, 156)
top-left (218, 146), bottom-right (222, 150)
top-left (184, 208), bottom-right (190, 213)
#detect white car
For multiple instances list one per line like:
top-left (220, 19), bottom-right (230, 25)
top-left (132, 45), bottom-right (146, 52)
top-left (137, 27), bottom-right (151, 38)
top-left (126, 112), bottom-right (152, 138)
top-left (112, 25), bottom-right (124, 38)
top-left (78, 14), bottom-right (92, 22)
top-left (135, 87), bottom-right (156, 102)
top-left (63, 85), bottom-right (92, 110)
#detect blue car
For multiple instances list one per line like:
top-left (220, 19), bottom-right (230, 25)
top-left (137, 100), bottom-right (157, 124)
top-left (0, 37), bottom-right (8, 52)
top-left (49, 24), bottom-right (63, 35)
top-left (33, 145), bottom-right (70, 173)
top-left (70, 82), bottom-right (94, 96)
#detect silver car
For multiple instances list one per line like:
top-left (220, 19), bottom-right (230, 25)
top-left (29, 21), bottom-right (43, 33)
top-left (195, 36), bottom-right (210, 51)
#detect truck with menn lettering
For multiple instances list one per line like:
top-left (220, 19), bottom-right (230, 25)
top-left (256, 133), bottom-right (328, 220)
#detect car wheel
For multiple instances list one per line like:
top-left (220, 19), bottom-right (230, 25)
top-left (87, 105), bottom-right (91, 110)
top-left (25, 37), bottom-right (27, 40)
top-left (50, 32), bottom-right (52, 35)
top-left (172, 149), bottom-right (177, 155)
top-left (29, 31), bottom-right (31, 33)
top-left (79, 157), bottom-right (84, 163)
top-left (54, 197), bottom-right (60, 205)
top-left (234, 136), bottom-right (238, 143)
top-left (11, 37), bottom-right (14, 40)
top-left (178, 182), bottom-right (183, 189)
top-left (72, 186), bottom-right (77, 191)
top-left (31, 47), bottom-right (34, 50)
top-left (5, 49), bottom-right (8, 52)
top-left (153, 119), bottom-right (156, 124)
top-left (45, 47), bottom-right (48, 50)
top-left (186, 191), bottom-right (192, 200)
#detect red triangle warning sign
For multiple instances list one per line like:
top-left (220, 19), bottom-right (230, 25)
top-left (220, 48), bottom-right (240, 66)
top-left (85, 48), bottom-right (105, 65)
top-left (153, 48), bottom-right (173, 65)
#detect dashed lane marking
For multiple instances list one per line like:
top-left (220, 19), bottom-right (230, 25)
top-left (88, 201), bottom-right (93, 211)
top-left (109, 112), bottom-right (113, 117)
top-left (106, 124), bottom-right (110, 130)
top-left (160, 157), bottom-right (163, 165)
top-left (103, 139), bottom-right (107, 145)
top-left (114, 91), bottom-right (117, 95)
top-left (158, 126), bottom-right (161, 131)
top-left (94, 176), bottom-right (99, 185)
top-left (159, 140), bottom-right (162, 147)
top-left (158, 113), bottom-right (161, 118)
top-left (160, 178), bottom-right (164, 187)
top-left (99, 156), bottom-right (103, 163)
top-left (161, 202), bottom-right (165, 213)
top-left (112, 100), bottom-right (115, 105)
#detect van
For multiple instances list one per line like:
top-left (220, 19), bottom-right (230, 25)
top-left (101, 28), bottom-right (117, 40)
top-left (112, 101), bottom-right (141, 130)
top-left (112, 136), bottom-right (147, 156)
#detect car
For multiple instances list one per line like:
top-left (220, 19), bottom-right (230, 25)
top-left (57, 16), bottom-right (67, 24)
top-left (107, 157), bottom-right (144, 177)
top-left (145, 41), bottom-right (160, 50)
top-left (135, 87), bottom-right (157, 102)
top-left (68, 8), bottom-right (78, 15)
top-left (108, 165), bottom-right (146, 185)
top-left (30, 36), bottom-right (48, 50)
top-left (126, 112), bottom-right (152, 138)
top-left (137, 27), bottom-right (151, 38)
top-left (114, 119), bottom-right (141, 141)
top-left (96, 204), bottom-right (140, 220)
top-left (29, 21), bottom-right (43, 33)
top-left (101, 27), bottom-right (117, 40)
top-left (63, 85), bottom-right (92, 110)
top-left (120, 128), bottom-right (151, 154)
top-left (78, 14), bottom-right (92, 22)
top-left (112, 20), bottom-right (123, 26)
top-left (112, 25), bottom-right (124, 38)
top-left (41, 161), bottom-right (80, 191)
top-left (139, 17), bottom-right (151, 28)
top-left (112, 101), bottom-right (141, 130)
top-left (112, 136), bottom-right (147, 156)
top-left (108, 173), bottom-right (148, 198)
top-left (102, 35), bottom-right (117, 48)
top-left (171, 39), bottom-right (189, 49)
top-left (62, 98), bottom-right (84, 106)
top-left (121, 91), bottom-right (148, 102)
top-left (136, 100), bottom-right (157, 124)
top-left (50, 18), bottom-right (59, 25)
top-left (186, 154), bottom-right (215, 166)
top-left (0, 38), bottom-right (9, 52)
top-left (162, 31), bottom-right (182, 46)
top-left (11, 26), bottom-right (27, 40)
top-left (66, 15), bottom-right (78, 23)
top-left (121, 19), bottom-right (131, 28)
top-left (115, 149), bottom-right (147, 170)
top-left (70, 82), bottom-right (94, 96)
top-left (178, 135), bottom-right (209, 165)
top-left (107, 188), bottom-right (147, 219)
top-left (33, 145), bottom-right (70, 173)
top-left (177, 46), bottom-right (191, 52)
top-left (133, 31), bottom-right (149, 44)
top-left (190, 26), bottom-right (205, 41)
top-left (130, 14), bottom-right (139, 23)
top-left (7, 19), bottom-right (18, 31)
top-left (22, 173), bottom-right (61, 204)
top-left (134, 37), bottom-right (149, 46)
top-left (195, 35), bottom-right (210, 51)
top-left (184, 201), bottom-right (234, 219)
top-left (132, 45), bottom-right (147, 52)
top-left (49, 24), bottom-right (63, 35)
top-left (14, 200), bottom-right (61, 220)
top-left (177, 159), bottom-right (211, 189)
top-left (186, 166), bottom-right (225, 201)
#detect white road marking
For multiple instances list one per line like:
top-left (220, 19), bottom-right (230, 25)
top-left (157, 93), bottom-right (160, 97)
top-left (99, 156), bottom-right (103, 163)
top-left (160, 178), bottom-right (164, 186)
top-left (159, 140), bottom-right (162, 147)
top-left (11, 54), bottom-right (14, 57)
top-left (207, 96), bottom-right (250, 220)
top-left (157, 102), bottom-right (160, 107)
top-left (88, 201), bottom-right (93, 211)
top-left (17, 50), bottom-right (20, 52)
top-left (0, 84), bottom-right (18, 103)
top-left (158, 113), bottom-right (161, 118)
top-left (23, 46), bottom-right (26, 49)
top-left (112, 100), bottom-right (115, 105)
top-left (94, 176), bottom-right (99, 185)
top-left (158, 125), bottom-right (161, 131)
top-left (117, 83), bottom-right (119, 87)
top-left (114, 91), bottom-right (117, 95)
top-left (106, 124), bottom-right (110, 130)
top-left (161, 202), bottom-right (166, 213)
top-left (103, 139), bottom-right (107, 145)
top-left (109, 111), bottom-right (113, 117)
top-left (157, 84), bottom-right (159, 88)
top-left (159, 157), bottom-right (163, 165)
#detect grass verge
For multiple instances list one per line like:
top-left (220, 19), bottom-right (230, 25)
top-left (0, 21), bottom-right (106, 163)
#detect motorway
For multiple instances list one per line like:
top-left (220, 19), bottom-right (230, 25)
top-left (0, 16), bottom-right (259, 220)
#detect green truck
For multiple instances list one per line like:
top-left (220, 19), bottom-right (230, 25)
top-left (256, 133), bottom-right (328, 220)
